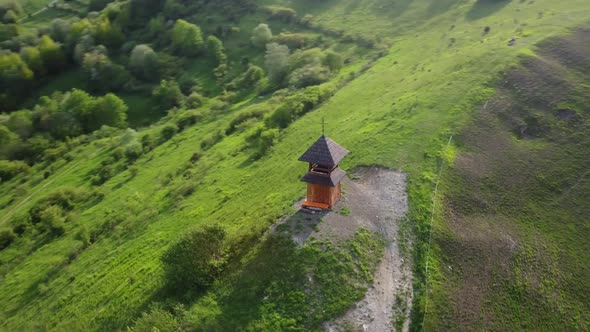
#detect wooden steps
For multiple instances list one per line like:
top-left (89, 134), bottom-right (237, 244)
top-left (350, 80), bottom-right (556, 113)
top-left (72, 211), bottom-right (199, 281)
top-left (302, 201), bottom-right (330, 210)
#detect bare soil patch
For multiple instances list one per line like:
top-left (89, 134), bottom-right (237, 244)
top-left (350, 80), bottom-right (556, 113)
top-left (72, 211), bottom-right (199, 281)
top-left (274, 166), bottom-right (412, 332)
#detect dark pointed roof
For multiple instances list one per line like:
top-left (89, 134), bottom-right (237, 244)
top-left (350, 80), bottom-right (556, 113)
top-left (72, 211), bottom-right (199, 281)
top-left (301, 167), bottom-right (346, 187)
top-left (298, 135), bottom-right (349, 167)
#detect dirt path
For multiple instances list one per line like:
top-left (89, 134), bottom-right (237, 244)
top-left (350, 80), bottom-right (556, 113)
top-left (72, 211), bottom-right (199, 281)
top-left (275, 166), bottom-right (413, 331)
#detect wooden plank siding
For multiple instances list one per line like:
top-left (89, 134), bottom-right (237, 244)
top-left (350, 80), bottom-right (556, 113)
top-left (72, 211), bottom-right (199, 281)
top-left (306, 183), bottom-right (341, 208)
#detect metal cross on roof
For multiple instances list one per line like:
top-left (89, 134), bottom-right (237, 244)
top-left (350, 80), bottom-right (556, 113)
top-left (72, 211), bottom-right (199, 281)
top-left (321, 117), bottom-right (327, 135)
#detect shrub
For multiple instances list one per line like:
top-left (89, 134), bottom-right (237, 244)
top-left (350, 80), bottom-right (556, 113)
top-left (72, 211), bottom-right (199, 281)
top-left (0, 160), bottom-right (31, 182)
top-left (92, 164), bottom-right (115, 185)
top-left (153, 80), bottom-right (184, 110)
top-left (128, 165), bottom-right (139, 177)
top-left (0, 228), bottom-right (16, 250)
top-left (129, 306), bottom-right (182, 332)
top-left (267, 6), bottom-right (297, 23)
top-left (124, 141), bottom-right (143, 160)
top-left (200, 131), bottom-right (223, 150)
top-left (288, 64), bottom-right (330, 88)
top-left (273, 33), bottom-right (307, 49)
top-left (160, 123), bottom-right (179, 141)
top-left (38, 205), bottom-right (67, 236)
top-left (175, 110), bottom-right (203, 130)
top-left (161, 226), bottom-right (228, 293)
top-left (185, 92), bottom-right (205, 108)
top-left (226, 108), bottom-right (268, 135)
top-left (247, 126), bottom-right (279, 158)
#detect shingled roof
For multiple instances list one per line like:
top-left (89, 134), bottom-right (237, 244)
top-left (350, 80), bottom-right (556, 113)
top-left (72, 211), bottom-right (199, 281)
top-left (301, 167), bottom-right (346, 187)
top-left (298, 135), bottom-right (349, 167)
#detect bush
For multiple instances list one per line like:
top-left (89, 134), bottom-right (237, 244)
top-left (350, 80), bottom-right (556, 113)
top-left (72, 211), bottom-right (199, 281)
top-left (153, 80), bottom-right (184, 110)
top-left (226, 108), bottom-right (268, 135)
top-left (200, 131), bottom-right (223, 150)
top-left (273, 33), bottom-right (307, 49)
top-left (185, 92), bottom-right (205, 108)
top-left (129, 306), bottom-right (182, 332)
top-left (0, 160), bottom-right (31, 182)
top-left (0, 228), bottom-right (16, 250)
top-left (288, 64), bottom-right (330, 88)
top-left (38, 205), bottom-right (67, 236)
top-left (124, 141), bottom-right (143, 160)
top-left (267, 6), bottom-right (296, 23)
top-left (175, 110), bottom-right (203, 130)
top-left (160, 123), bottom-right (179, 141)
top-left (161, 226), bottom-right (228, 293)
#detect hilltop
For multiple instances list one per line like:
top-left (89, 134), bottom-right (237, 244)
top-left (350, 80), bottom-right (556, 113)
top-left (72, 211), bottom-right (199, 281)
top-left (0, 0), bottom-right (589, 331)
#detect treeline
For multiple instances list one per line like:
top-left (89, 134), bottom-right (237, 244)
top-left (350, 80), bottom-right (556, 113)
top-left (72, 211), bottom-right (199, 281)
top-left (0, 90), bottom-right (127, 164)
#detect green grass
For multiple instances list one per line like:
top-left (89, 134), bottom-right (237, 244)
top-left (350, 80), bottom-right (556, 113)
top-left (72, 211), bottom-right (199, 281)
top-left (1, 0), bottom-right (590, 330)
top-left (425, 36), bottom-right (590, 330)
top-left (120, 93), bottom-right (164, 128)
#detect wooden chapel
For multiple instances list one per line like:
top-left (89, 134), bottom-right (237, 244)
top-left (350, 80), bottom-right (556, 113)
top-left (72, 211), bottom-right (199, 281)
top-left (298, 135), bottom-right (349, 209)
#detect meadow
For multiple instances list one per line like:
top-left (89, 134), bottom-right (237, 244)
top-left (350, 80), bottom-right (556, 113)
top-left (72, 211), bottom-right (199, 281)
top-left (1, 0), bottom-right (590, 330)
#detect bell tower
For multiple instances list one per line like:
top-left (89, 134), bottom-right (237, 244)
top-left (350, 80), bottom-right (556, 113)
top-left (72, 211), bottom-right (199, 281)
top-left (298, 135), bottom-right (349, 209)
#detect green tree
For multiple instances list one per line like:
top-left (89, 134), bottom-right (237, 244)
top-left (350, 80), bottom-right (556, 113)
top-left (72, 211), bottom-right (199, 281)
top-left (129, 306), bottom-right (182, 332)
top-left (324, 51), bottom-right (343, 72)
top-left (0, 52), bottom-right (33, 111)
top-left (0, 125), bottom-right (17, 146)
top-left (0, 52), bottom-right (33, 82)
top-left (207, 35), bottom-right (226, 65)
top-left (93, 17), bottom-right (124, 48)
top-left (129, 44), bottom-right (159, 81)
top-left (0, 228), bottom-right (16, 250)
top-left (264, 43), bottom-right (290, 86)
top-left (288, 64), bottom-right (330, 88)
top-left (61, 89), bottom-right (94, 125)
top-left (6, 111), bottom-right (33, 138)
top-left (3, 9), bottom-right (17, 24)
top-left (153, 80), bottom-right (184, 110)
top-left (39, 35), bottom-right (66, 73)
top-left (0, 160), bottom-right (30, 182)
top-left (82, 51), bottom-right (130, 92)
top-left (160, 123), bottom-right (178, 141)
top-left (130, 0), bottom-right (165, 20)
top-left (38, 205), bottom-right (66, 236)
top-left (161, 225), bottom-right (227, 292)
top-left (50, 18), bottom-right (71, 43)
top-left (251, 23), bottom-right (272, 48)
top-left (171, 19), bottom-right (204, 56)
top-left (88, 93), bottom-right (128, 131)
top-left (20, 46), bottom-right (44, 74)
top-left (0, 125), bottom-right (18, 159)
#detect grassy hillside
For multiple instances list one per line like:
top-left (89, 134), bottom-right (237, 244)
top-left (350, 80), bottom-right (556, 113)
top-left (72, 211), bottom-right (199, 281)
top-left (426, 28), bottom-right (590, 331)
top-left (1, 0), bottom-right (590, 330)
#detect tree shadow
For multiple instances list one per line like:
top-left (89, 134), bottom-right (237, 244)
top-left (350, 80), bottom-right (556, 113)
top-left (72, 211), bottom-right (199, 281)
top-left (427, 0), bottom-right (462, 17)
top-left (370, 0), bottom-right (412, 20)
top-left (465, 0), bottom-right (512, 21)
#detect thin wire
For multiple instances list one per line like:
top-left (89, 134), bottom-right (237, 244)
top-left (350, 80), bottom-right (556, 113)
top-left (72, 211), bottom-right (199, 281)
top-left (421, 135), bottom-right (453, 331)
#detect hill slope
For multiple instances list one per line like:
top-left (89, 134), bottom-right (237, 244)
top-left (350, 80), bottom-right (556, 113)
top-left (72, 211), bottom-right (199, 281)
top-left (1, 0), bottom-right (590, 330)
top-left (427, 27), bottom-right (590, 331)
